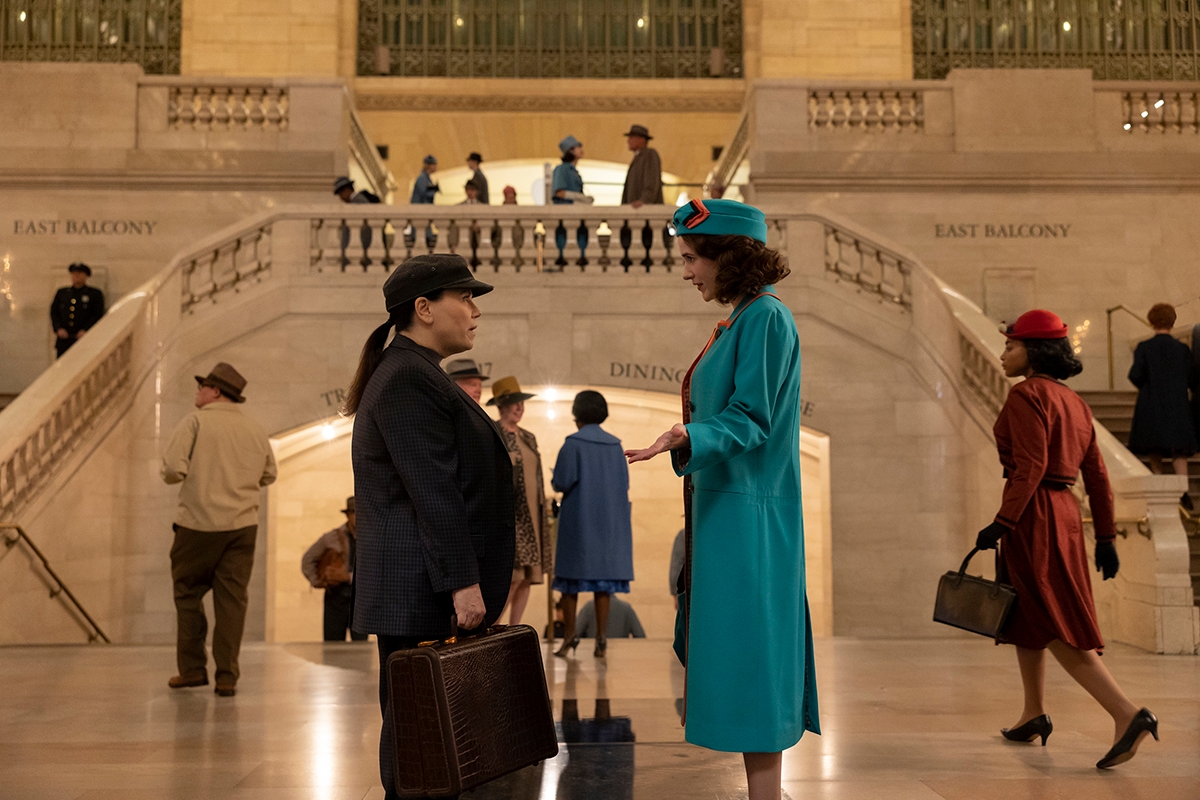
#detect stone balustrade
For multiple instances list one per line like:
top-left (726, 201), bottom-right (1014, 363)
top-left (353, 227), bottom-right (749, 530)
top-left (808, 88), bottom-right (925, 132)
top-left (1115, 87), bottom-right (1200, 133)
top-left (310, 207), bottom-right (688, 274)
top-left (167, 85), bottom-right (289, 131)
top-left (181, 224), bottom-right (273, 312)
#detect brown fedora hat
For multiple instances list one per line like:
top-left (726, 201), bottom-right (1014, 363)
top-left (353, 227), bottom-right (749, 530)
top-left (487, 376), bottom-right (536, 407)
top-left (194, 362), bottom-right (248, 403)
top-left (622, 124), bottom-right (652, 140)
top-left (341, 496), bottom-right (355, 514)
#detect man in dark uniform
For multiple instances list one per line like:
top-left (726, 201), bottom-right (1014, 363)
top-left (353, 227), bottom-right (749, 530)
top-left (50, 263), bottom-right (105, 358)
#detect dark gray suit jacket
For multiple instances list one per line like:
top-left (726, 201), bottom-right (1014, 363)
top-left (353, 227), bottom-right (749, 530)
top-left (351, 334), bottom-right (515, 638)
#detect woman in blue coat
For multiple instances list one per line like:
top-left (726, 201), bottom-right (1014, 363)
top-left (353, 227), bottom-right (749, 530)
top-left (552, 390), bottom-right (634, 659)
top-left (626, 199), bottom-right (820, 800)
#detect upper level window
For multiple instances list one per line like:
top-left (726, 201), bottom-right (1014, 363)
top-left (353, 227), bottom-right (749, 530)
top-left (359, 0), bottom-right (743, 78)
top-left (0, 0), bottom-right (179, 74)
top-left (913, 0), bottom-right (1200, 80)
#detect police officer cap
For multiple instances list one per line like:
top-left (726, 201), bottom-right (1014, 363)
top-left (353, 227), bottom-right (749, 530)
top-left (68, 262), bottom-right (92, 276)
top-left (383, 254), bottom-right (493, 313)
top-left (672, 199), bottom-right (768, 244)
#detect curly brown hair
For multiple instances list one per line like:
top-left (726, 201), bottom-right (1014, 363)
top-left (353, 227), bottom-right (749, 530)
top-left (679, 234), bottom-right (790, 304)
top-left (1147, 302), bottom-right (1176, 330)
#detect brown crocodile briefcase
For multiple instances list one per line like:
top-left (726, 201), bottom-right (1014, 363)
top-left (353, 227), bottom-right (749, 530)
top-left (385, 624), bottom-right (558, 798)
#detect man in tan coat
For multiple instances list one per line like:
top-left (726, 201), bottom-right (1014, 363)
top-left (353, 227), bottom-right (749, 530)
top-left (161, 362), bottom-right (276, 696)
top-left (620, 124), bottom-right (664, 208)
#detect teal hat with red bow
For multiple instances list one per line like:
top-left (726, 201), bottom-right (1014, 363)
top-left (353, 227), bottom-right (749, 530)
top-left (672, 199), bottom-right (768, 244)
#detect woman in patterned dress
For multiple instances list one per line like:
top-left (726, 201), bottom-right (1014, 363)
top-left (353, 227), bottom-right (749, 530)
top-left (489, 376), bottom-right (551, 624)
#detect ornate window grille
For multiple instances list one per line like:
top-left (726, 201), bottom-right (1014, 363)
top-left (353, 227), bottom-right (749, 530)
top-left (913, 0), bottom-right (1200, 80)
top-left (359, 0), bottom-right (743, 78)
top-left (0, 0), bottom-right (179, 74)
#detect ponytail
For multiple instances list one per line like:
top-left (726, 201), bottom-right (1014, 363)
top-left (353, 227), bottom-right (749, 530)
top-left (341, 289), bottom-right (445, 416)
top-left (342, 319), bottom-right (395, 416)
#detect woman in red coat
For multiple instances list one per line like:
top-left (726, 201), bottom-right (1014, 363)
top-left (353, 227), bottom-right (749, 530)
top-left (975, 310), bottom-right (1158, 769)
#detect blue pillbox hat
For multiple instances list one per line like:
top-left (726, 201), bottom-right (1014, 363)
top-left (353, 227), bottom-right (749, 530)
top-left (672, 199), bottom-right (768, 244)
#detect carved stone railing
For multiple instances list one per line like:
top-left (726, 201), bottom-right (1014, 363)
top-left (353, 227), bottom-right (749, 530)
top-left (958, 332), bottom-right (1009, 418)
top-left (181, 224), bottom-right (273, 313)
top-left (310, 207), bottom-right (685, 274)
top-left (710, 110), bottom-right (749, 195)
top-left (1112, 87), bottom-right (1200, 134)
top-left (0, 336), bottom-right (132, 523)
top-left (348, 104), bottom-right (398, 201)
top-left (822, 226), bottom-right (914, 310)
top-left (808, 89), bottom-right (924, 132)
top-left (167, 84), bottom-right (289, 131)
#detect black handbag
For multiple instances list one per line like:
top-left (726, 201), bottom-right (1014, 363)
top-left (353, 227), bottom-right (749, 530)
top-left (933, 547), bottom-right (1017, 640)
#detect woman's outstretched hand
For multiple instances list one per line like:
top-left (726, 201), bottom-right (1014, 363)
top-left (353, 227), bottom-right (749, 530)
top-left (625, 423), bottom-right (689, 463)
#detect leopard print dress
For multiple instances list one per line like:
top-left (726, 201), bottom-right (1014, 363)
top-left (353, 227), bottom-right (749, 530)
top-left (502, 426), bottom-right (551, 582)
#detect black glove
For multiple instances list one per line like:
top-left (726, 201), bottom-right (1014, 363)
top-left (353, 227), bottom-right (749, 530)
top-left (1095, 540), bottom-right (1120, 580)
top-left (975, 521), bottom-right (1009, 551)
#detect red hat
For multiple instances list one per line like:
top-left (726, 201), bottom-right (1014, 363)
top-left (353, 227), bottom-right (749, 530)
top-left (1002, 309), bottom-right (1069, 340)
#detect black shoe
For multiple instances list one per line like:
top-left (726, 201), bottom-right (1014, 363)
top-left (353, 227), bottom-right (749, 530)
top-left (1001, 714), bottom-right (1053, 746)
top-left (594, 637), bottom-right (607, 659)
top-left (554, 637), bottom-right (580, 658)
top-left (1097, 708), bottom-right (1158, 769)
top-left (1181, 493), bottom-right (1194, 513)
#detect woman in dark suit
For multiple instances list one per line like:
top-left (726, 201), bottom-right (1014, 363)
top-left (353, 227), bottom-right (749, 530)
top-left (1128, 303), bottom-right (1196, 510)
top-left (344, 254), bottom-right (515, 800)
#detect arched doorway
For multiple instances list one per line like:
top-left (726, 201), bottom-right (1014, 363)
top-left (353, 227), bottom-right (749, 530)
top-left (264, 386), bottom-right (831, 641)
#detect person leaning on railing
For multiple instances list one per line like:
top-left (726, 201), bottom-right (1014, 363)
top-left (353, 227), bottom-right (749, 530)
top-left (341, 254), bottom-right (513, 800)
top-left (974, 310), bottom-right (1158, 769)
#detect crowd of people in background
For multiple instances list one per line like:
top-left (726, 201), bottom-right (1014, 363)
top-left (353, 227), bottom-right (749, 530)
top-left (326, 122), bottom-right (666, 209)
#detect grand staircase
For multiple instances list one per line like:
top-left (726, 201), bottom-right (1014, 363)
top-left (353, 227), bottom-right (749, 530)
top-left (1080, 390), bottom-right (1200, 608)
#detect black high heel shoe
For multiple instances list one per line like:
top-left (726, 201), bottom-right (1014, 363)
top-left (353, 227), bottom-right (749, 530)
top-left (554, 637), bottom-right (580, 658)
top-left (1001, 714), bottom-right (1053, 746)
top-left (594, 637), bottom-right (607, 659)
top-left (1097, 708), bottom-right (1158, 769)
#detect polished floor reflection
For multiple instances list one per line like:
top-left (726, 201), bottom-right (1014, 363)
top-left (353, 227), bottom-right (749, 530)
top-left (1, 637), bottom-right (1198, 799)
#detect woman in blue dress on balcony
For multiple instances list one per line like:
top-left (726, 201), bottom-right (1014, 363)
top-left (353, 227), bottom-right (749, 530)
top-left (625, 199), bottom-right (820, 800)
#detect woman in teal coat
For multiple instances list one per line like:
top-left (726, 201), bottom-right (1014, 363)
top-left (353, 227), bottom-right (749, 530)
top-left (627, 199), bottom-right (820, 799)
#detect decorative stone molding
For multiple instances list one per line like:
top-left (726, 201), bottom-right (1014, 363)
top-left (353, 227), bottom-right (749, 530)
top-left (354, 91), bottom-right (744, 113)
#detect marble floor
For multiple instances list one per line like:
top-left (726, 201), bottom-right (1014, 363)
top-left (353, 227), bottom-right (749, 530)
top-left (1, 637), bottom-right (1198, 799)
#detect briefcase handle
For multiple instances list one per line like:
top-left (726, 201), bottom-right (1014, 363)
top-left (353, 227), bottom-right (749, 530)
top-left (953, 547), bottom-right (1004, 593)
top-left (419, 614), bottom-right (509, 648)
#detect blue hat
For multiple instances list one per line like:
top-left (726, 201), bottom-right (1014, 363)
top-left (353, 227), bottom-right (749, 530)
top-left (559, 135), bottom-right (582, 153)
top-left (423, 154), bottom-right (437, 165)
top-left (333, 176), bottom-right (354, 194)
top-left (672, 199), bottom-right (768, 244)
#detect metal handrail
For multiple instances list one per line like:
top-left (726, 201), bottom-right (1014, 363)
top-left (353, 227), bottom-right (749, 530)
top-left (1106, 304), bottom-right (1151, 389)
top-left (0, 523), bottom-right (110, 643)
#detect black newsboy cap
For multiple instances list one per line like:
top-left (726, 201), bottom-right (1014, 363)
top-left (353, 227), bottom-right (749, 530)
top-left (383, 254), bottom-right (493, 313)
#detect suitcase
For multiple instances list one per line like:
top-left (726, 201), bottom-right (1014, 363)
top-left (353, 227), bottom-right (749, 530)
top-left (932, 547), bottom-right (1017, 640)
top-left (385, 623), bottom-right (558, 798)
